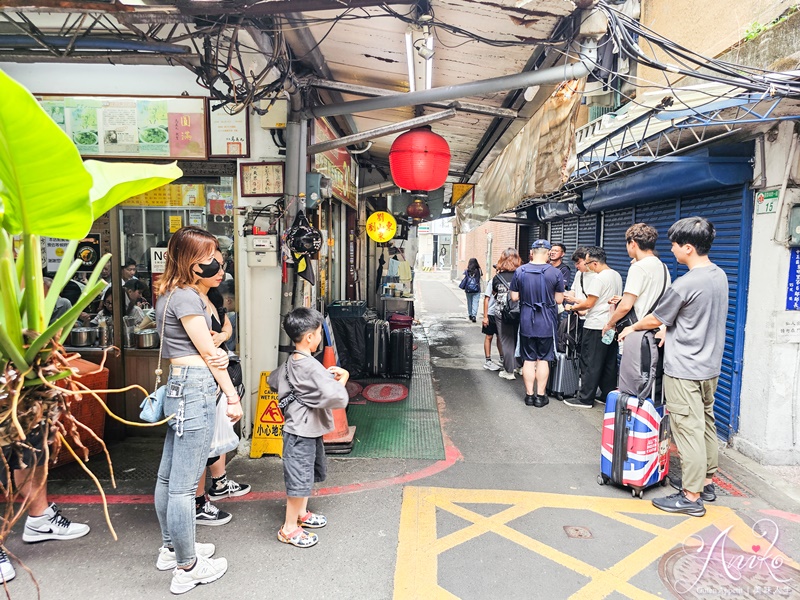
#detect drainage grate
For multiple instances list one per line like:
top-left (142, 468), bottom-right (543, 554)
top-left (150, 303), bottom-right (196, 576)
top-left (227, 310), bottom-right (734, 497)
top-left (563, 526), bottom-right (593, 539)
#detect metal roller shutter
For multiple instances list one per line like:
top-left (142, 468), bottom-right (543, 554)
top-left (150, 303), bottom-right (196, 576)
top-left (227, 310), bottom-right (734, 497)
top-left (578, 214), bottom-right (599, 248)
top-left (549, 220), bottom-right (564, 245)
top-left (633, 200), bottom-right (679, 276)
top-left (678, 187), bottom-right (752, 440)
top-left (601, 208), bottom-right (634, 283)
top-left (560, 217), bottom-right (579, 284)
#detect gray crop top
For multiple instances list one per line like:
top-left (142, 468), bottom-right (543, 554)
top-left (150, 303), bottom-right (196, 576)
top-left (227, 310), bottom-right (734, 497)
top-left (155, 286), bottom-right (212, 358)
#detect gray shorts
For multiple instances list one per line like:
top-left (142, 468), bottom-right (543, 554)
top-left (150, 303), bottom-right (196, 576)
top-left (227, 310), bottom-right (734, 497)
top-left (282, 433), bottom-right (327, 497)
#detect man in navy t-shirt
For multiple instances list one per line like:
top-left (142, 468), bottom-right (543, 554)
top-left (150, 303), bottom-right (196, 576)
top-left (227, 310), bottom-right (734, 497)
top-left (510, 239), bottom-right (565, 408)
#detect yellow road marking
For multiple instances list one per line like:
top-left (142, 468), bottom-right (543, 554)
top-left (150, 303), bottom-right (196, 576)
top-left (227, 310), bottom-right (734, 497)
top-left (394, 486), bottom-right (800, 600)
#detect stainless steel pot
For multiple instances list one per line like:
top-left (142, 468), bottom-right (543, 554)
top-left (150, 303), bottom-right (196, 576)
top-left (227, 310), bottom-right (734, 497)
top-left (70, 327), bottom-right (98, 347)
top-left (135, 329), bottom-right (160, 349)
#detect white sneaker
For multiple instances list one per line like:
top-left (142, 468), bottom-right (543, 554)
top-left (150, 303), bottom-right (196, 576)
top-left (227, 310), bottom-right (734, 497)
top-left (498, 370), bottom-right (516, 380)
top-left (170, 554), bottom-right (228, 595)
top-left (157, 542), bottom-right (216, 571)
top-left (22, 503), bottom-right (90, 543)
top-left (483, 360), bottom-right (501, 371)
top-left (0, 548), bottom-right (15, 582)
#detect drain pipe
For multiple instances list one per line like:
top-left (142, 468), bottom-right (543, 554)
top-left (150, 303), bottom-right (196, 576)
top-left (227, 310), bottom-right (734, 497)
top-left (305, 58), bottom-right (592, 119)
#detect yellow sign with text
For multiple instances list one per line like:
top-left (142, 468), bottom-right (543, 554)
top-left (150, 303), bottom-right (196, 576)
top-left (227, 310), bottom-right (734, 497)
top-left (169, 216), bottom-right (182, 233)
top-left (451, 183), bottom-right (475, 206)
top-left (250, 371), bottom-right (284, 458)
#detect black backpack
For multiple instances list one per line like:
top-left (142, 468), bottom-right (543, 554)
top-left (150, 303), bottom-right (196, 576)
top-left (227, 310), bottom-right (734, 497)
top-left (494, 272), bottom-right (520, 324)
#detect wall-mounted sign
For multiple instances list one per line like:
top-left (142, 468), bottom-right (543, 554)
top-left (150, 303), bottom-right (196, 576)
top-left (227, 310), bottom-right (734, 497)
top-left (755, 189), bottom-right (779, 215)
top-left (208, 102), bottom-right (250, 158)
top-left (44, 238), bottom-right (70, 272)
top-left (776, 311), bottom-right (800, 343)
top-left (169, 216), bottom-right (183, 233)
top-left (124, 184), bottom-right (207, 207)
top-left (240, 162), bottom-right (285, 197)
top-left (787, 248), bottom-right (800, 311)
top-left (38, 94), bottom-right (208, 160)
top-left (313, 118), bottom-right (356, 209)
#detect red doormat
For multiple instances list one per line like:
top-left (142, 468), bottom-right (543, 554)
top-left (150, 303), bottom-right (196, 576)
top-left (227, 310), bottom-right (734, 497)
top-left (346, 381), bottom-right (363, 398)
top-left (363, 383), bottom-right (409, 403)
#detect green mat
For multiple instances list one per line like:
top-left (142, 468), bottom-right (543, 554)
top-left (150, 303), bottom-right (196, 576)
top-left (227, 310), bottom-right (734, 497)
top-left (342, 329), bottom-right (445, 460)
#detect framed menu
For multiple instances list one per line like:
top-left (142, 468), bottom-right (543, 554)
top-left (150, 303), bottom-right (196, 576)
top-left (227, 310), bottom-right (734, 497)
top-left (240, 162), bottom-right (285, 197)
top-left (208, 101), bottom-right (250, 158)
top-left (37, 94), bottom-right (208, 160)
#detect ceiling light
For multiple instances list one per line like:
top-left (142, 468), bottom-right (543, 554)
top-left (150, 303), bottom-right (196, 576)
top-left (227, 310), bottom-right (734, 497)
top-left (414, 38), bottom-right (434, 60)
top-left (523, 85), bottom-right (540, 102)
top-left (405, 30), bottom-right (416, 93)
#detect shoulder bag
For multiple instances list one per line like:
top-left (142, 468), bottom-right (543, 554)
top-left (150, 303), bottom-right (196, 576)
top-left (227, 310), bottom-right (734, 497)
top-left (277, 351), bottom-right (312, 411)
top-left (139, 289), bottom-right (175, 423)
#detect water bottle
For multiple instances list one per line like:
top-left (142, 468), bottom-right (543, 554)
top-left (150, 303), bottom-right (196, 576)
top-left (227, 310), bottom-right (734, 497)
top-left (601, 328), bottom-right (616, 345)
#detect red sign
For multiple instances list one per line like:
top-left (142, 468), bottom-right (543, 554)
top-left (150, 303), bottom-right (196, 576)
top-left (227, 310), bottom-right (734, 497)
top-left (313, 118), bottom-right (357, 208)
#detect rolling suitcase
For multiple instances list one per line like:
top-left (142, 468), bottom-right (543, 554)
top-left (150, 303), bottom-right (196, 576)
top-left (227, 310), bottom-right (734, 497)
top-left (598, 329), bottom-right (669, 498)
top-left (388, 328), bottom-right (413, 378)
top-left (365, 320), bottom-right (390, 376)
top-left (547, 311), bottom-right (580, 400)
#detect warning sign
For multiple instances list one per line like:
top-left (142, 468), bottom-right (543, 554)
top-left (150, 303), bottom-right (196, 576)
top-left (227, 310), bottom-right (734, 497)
top-left (250, 371), bottom-right (284, 458)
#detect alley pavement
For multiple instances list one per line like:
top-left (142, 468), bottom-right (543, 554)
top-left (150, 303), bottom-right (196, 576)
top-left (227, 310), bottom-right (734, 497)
top-left (4, 271), bottom-right (800, 599)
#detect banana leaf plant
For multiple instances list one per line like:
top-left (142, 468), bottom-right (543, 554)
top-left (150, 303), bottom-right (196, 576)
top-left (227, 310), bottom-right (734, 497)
top-left (0, 68), bottom-right (182, 456)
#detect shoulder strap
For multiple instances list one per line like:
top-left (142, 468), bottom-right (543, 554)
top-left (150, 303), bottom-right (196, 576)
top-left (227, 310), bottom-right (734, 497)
top-left (153, 289), bottom-right (176, 394)
top-left (580, 272), bottom-right (586, 297)
top-left (645, 263), bottom-right (670, 316)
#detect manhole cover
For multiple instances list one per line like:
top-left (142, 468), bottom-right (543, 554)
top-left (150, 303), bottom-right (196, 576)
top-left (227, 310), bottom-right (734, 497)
top-left (659, 545), bottom-right (800, 599)
top-left (564, 526), bottom-right (593, 539)
top-left (363, 383), bottom-right (409, 403)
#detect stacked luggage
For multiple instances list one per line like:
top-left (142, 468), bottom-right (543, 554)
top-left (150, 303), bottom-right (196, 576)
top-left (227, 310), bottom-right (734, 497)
top-left (365, 318), bottom-right (413, 378)
top-left (598, 329), bottom-right (670, 498)
top-left (547, 311), bottom-right (580, 400)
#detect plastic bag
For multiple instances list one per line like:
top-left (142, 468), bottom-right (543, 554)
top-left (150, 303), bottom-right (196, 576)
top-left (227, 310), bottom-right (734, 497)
top-left (209, 392), bottom-right (239, 458)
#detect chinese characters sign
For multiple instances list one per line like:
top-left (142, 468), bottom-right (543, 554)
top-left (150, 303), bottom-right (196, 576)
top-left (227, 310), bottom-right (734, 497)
top-left (38, 95), bottom-right (207, 159)
top-left (313, 118), bottom-right (357, 209)
top-left (787, 248), bottom-right (800, 311)
top-left (208, 102), bottom-right (249, 158)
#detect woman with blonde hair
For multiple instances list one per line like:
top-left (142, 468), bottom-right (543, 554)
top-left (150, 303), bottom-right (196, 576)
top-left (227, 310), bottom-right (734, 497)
top-left (153, 226), bottom-right (241, 595)
top-left (491, 248), bottom-right (524, 380)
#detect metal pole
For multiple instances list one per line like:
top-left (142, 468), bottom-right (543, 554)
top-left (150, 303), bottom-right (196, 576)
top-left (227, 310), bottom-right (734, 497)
top-left (305, 59), bottom-right (592, 119)
top-left (307, 109), bottom-right (457, 155)
top-left (278, 118), bottom-right (301, 362)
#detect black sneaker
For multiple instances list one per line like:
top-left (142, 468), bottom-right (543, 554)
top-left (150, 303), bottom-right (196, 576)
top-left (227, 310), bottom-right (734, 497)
top-left (533, 394), bottom-right (549, 408)
top-left (524, 394), bottom-right (536, 406)
top-left (652, 491), bottom-right (706, 517)
top-left (195, 497), bottom-right (232, 526)
top-left (669, 477), bottom-right (716, 502)
top-left (208, 477), bottom-right (252, 499)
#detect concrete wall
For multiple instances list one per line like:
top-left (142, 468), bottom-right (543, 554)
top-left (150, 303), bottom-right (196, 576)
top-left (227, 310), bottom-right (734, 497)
top-left (456, 221), bottom-right (518, 281)
top-left (638, 0), bottom-right (788, 90)
top-left (736, 121), bottom-right (800, 465)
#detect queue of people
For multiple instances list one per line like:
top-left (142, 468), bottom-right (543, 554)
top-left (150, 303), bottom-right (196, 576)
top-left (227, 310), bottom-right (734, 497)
top-left (473, 217), bottom-right (729, 518)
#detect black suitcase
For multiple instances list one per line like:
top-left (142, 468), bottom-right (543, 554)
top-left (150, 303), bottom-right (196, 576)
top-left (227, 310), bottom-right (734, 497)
top-left (547, 311), bottom-right (580, 400)
top-left (365, 320), bottom-right (390, 376)
top-left (389, 328), bottom-right (413, 378)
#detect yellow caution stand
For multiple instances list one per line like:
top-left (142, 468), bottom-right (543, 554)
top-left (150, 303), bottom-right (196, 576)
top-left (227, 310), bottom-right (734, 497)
top-left (250, 371), bottom-right (284, 458)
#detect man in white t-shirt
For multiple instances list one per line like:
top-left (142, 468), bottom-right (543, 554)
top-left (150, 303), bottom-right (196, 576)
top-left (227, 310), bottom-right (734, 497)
top-left (604, 223), bottom-right (671, 335)
top-left (564, 247), bottom-right (622, 408)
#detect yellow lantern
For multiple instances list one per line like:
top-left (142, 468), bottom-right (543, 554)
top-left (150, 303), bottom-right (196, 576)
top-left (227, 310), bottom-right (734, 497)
top-left (366, 211), bottom-right (397, 243)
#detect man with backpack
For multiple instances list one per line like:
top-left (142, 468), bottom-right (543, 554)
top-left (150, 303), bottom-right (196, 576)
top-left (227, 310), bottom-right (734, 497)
top-left (603, 223), bottom-right (671, 337)
top-left (509, 240), bottom-right (564, 407)
top-left (564, 247), bottom-right (623, 409)
top-left (619, 217), bottom-right (729, 518)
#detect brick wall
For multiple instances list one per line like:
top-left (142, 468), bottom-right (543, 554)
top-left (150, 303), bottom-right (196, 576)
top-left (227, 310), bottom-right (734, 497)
top-left (456, 221), bottom-right (518, 279)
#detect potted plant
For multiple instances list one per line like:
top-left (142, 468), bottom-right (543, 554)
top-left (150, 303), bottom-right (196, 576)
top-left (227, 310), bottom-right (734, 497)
top-left (0, 69), bottom-right (183, 540)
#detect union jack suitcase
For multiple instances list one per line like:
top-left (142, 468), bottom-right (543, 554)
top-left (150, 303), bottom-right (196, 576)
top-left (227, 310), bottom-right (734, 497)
top-left (598, 390), bottom-right (671, 498)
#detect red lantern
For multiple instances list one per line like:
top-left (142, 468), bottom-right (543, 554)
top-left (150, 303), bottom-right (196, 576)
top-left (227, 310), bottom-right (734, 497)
top-left (389, 126), bottom-right (451, 192)
top-left (406, 197), bottom-right (431, 219)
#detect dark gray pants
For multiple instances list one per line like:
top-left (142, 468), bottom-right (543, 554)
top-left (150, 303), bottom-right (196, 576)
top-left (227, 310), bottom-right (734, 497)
top-left (578, 328), bottom-right (618, 406)
top-left (495, 317), bottom-right (519, 374)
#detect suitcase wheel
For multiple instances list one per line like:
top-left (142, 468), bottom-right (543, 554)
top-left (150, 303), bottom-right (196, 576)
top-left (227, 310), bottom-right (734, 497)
top-left (554, 393), bottom-right (564, 401)
top-left (597, 474), bottom-right (609, 486)
top-left (661, 478), bottom-right (669, 486)
top-left (631, 488), bottom-right (645, 499)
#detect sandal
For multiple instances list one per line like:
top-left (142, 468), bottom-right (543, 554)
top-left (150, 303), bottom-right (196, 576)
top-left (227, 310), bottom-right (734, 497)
top-left (277, 527), bottom-right (318, 548)
top-left (297, 511), bottom-right (327, 529)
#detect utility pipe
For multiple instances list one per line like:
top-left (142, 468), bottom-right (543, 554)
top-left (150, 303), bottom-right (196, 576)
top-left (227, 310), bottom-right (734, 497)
top-left (307, 109), bottom-right (456, 155)
top-left (771, 129), bottom-right (799, 244)
top-left (0, 35), bottom-right (190, 53)
top-left (304, 59), bottom-right (592, 119)
top-left (360, 181), bottom-right (400, 196)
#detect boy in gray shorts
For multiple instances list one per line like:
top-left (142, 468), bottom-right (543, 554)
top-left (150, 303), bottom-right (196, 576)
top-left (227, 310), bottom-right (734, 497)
top-left (268, 308), bottom-right (349, 548)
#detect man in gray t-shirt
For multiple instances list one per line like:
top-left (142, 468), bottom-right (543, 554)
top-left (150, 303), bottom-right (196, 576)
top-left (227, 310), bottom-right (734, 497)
top-left (619, 217), bottom-right (728, 518)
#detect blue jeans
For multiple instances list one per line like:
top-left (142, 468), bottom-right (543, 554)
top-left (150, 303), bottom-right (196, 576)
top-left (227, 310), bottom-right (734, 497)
top-left (465, 292), bottom-right (481, 318)
top-left (155, 365), bottom-right (217, 567)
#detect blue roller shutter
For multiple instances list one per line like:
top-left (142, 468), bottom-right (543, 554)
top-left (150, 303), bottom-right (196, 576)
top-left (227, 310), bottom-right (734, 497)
top-left (601, 208), bottom-right (634, 283)
top-left (561, 217), bottom-right (578, 285)
top-left (578, 214), bottom-right (599, 248)
top-left (678, 187), bottom-right (751, 440)
top-left (633, 200), bottom-right (679, 276)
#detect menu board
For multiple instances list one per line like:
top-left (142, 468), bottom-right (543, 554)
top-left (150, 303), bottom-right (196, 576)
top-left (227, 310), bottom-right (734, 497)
top-left (124, 184), bottom-right (207, 207)
top-left (38, 95), bottom-right (208, 159)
